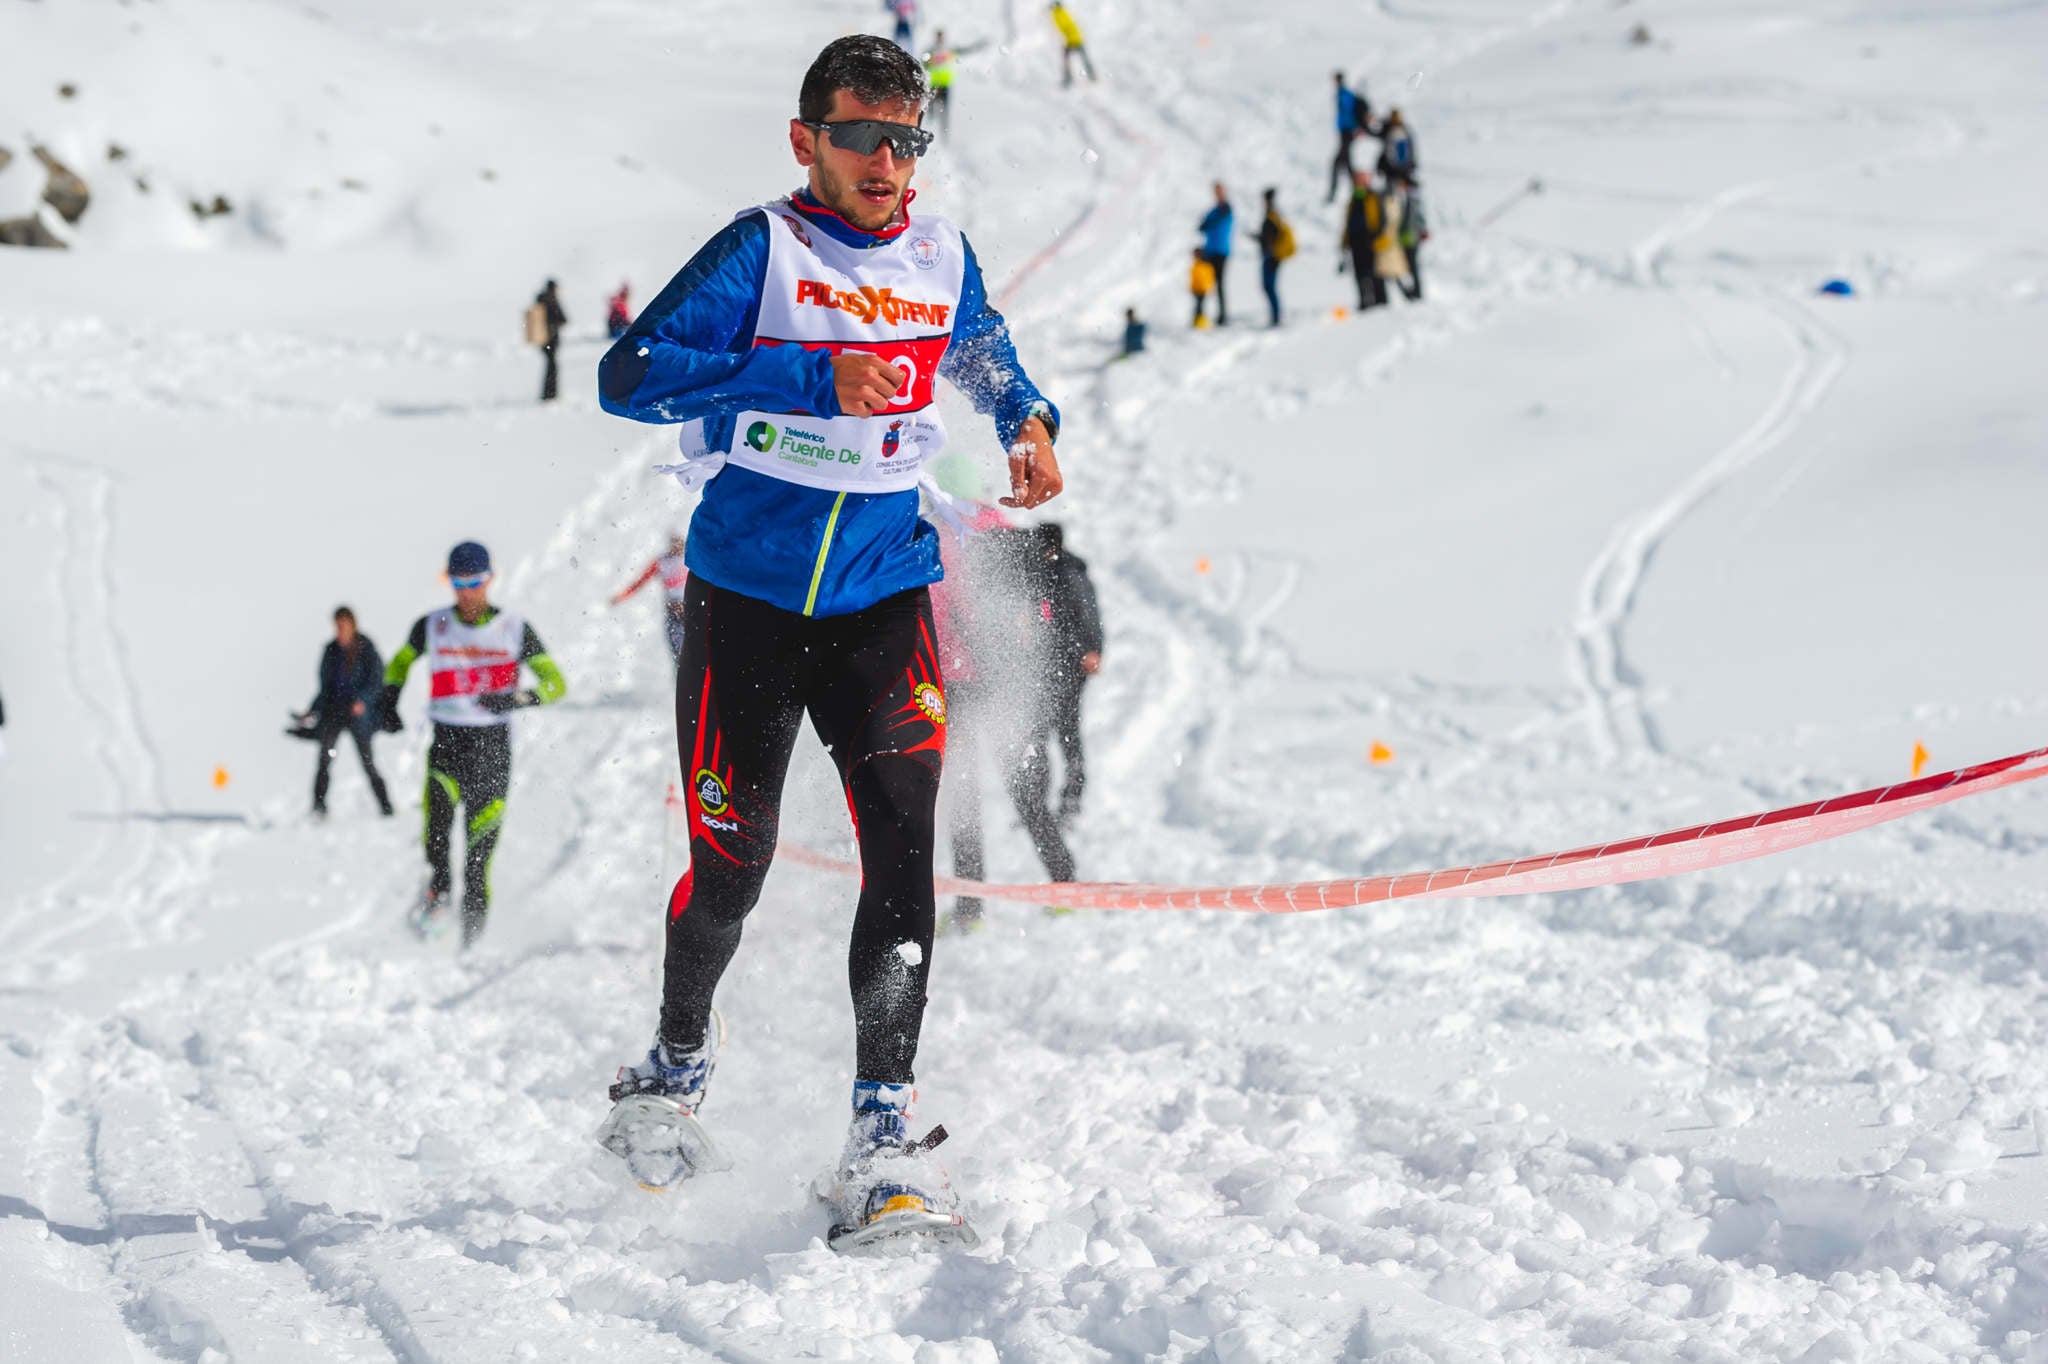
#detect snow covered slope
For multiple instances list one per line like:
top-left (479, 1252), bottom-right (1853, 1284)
top-left (4, 0), bottom-right (2047, 1358)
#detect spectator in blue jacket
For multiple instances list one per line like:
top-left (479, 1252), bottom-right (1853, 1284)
top-left (1328, 72), bottom-right (1371, 202)
top-left (295, 606), bottom-right (393, 817)
top-left (1196, 182), bottom-right (1234, 327)
top-left (1120, 306), bottom-right (1146, 357)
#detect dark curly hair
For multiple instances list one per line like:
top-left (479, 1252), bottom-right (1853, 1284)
top-left (799, 34), bottom-right (930, 124)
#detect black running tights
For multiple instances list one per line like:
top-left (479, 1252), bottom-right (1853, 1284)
top-left (658, 579), bottom-right (946, 1086)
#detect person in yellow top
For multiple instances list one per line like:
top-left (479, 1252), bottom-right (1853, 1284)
top-left (924, 30), bottom-right (956, 133)
top-left (1189, 249), bottom-right (1217, 328)
top-left (1049, 3), bottom-right (1095, 86)
top-left (1340, 171), bottom-right (1388, 310)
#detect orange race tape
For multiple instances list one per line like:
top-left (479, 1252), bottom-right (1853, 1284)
top-left (770, 744), bottom-right (2048, 912)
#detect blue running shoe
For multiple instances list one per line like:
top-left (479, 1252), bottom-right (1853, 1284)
top-left (597, 1013), bottom-right (728, 1190)
top-left (824, 1081), bottom-right (978, 1253)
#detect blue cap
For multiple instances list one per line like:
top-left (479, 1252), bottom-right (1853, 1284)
top-left (447, 541), bottom-right (492, 578)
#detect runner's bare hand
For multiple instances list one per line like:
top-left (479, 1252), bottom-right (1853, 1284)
top-left (833, 353), bottom-right (906, 417)
top-left (1001, 417), bottom-right (1063, 509)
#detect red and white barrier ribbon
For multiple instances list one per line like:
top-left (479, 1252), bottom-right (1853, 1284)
top-left (775, 744), bottom-right (2048, 912)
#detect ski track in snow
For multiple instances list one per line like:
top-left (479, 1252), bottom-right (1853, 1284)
top-left (4, 455), bottom-right (181, 974)
top-left (1568, 291), bottom-right (1850, 763)
top-left (1567, 102), bottom-right (1977, 765)
top-left (6, 0), bottom-right (2048, 1359)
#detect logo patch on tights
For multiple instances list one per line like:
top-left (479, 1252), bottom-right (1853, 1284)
top-left (694, 767), bottom-right (731, 816)
top-left (913, 682), bottom-right (946, 725)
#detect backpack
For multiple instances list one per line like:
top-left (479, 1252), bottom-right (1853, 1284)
top-left (1271, 214), bottom-right (1296, 262)
top-left (524, 301), bottom-right (548, 345)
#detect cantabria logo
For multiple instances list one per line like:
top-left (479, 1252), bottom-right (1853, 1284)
top-left (794, 279), bottom-right (952, 328)
top-left (745, 421), bottom-right (778, 453)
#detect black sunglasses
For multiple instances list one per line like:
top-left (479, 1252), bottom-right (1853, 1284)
top-left (803, 119), bottom-right (934, 159)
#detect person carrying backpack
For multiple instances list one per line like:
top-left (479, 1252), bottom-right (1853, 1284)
top-left (1255, 187), bottom-right (1295, 327)
top-left (1378, 109), bottom-right (1418, 185)
top-left (529, 279), bottom-right (567, 402)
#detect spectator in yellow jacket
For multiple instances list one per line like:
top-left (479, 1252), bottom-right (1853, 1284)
top-left (1050, 3), bottom-right (1096, 86)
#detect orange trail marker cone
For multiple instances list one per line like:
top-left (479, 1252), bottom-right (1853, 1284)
top-left (1332, 305), bottom-right (1351, 321)
top-left (1911, 742), bottom-right (1929, 779)
top-left (1194, 557), bottom-right (1212, 575)
top-left (1369, 742), bottom-right (1395, 765)
top-left (212, 766), bottom-right (231, 789)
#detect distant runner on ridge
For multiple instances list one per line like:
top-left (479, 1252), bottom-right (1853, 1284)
top-left (594, 34), bottom-right (1063, 1251)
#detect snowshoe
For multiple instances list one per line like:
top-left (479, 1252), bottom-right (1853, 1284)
top-left (408, 888), bottom-right (451, 939)
top-left (597, 1012), bottom-right (729, 1191)
top-left (821, 1082), bottom-right (978, 1254)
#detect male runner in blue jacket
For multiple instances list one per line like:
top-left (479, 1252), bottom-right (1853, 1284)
top-left (594, 34), bottom-right (1062, 1248)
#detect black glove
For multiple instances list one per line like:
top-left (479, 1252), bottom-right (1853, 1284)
top-left (378, 685), bottom-right (404, 732)
top-left (476, 688), bottom-right (540, 714)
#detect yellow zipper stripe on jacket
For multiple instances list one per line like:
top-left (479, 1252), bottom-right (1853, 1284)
top-left (803, 492), bottom-right (849, 617)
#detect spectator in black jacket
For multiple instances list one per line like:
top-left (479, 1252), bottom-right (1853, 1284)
top-left (296, 606), bottom-right (393, 817)
top-left (1254, 187), bottom-right (1294, 328)
top-left (1033, 524), bottom-right (1103, 825)
top-left (1341, 171), bottom-right (1388, 311)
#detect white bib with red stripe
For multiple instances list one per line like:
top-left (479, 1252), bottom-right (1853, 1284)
top-left (723, 199), bottom-right (965, 494)
top-left (424, 606), bottom-right (525, 727)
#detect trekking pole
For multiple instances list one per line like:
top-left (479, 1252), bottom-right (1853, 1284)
top-left (1476, 177), bottom-right (1544, 228)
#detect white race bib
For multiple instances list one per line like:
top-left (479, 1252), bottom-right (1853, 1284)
top-left (423, 607), bottom-right (526, 727)
top-left (722, 200), bottom-right (966, 494)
